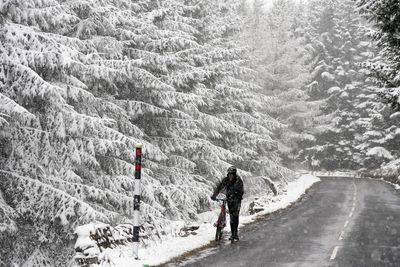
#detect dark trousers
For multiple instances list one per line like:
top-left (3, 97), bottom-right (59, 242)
top-left (228, 200), bottom-right (241, 236)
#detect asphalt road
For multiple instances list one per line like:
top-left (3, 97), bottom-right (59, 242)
top-left (169, 177), bottom-right (400, 267)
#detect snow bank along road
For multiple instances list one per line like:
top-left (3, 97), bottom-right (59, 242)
top-left (170, 177), bottom-right (400, 267)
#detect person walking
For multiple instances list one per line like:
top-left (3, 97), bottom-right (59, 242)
top-left (211, 166), bottom-right (244, 241)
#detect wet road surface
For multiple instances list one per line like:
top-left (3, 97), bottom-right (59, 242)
top-left (168, 177), bottom-right (400, 267)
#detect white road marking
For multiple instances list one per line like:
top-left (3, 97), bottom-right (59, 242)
top-left (330, 246), bottom-right (340, 260)
top-left (330, 181), bottom-right (357, 260)
top-left (339, 231), bottom-right (345, 240)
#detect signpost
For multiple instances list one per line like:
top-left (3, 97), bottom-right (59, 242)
top-left (133, 143), bottom-right (142, 259)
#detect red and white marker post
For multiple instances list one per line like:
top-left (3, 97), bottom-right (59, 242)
top-left (133, 143), bottom-right (142, 259)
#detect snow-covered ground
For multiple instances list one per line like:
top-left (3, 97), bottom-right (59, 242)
top-left (86, 173), bottom-right (320, 267)
top-left (312, 169), bottom-right (400, 190)
top-left (374, 178), bottom-right (400, 190)
top-left (310, 170), bottom-right (359, 177)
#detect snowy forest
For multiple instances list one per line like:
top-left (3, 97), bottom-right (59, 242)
top-left (0, 0), bottom-right (399, 265)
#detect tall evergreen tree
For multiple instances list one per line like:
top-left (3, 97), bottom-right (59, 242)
top-left (297, 0), bottom-right (381, 171)
top-left (356, 0), bottom-right (400, 176)
top-left (357, 0), bottom-right (400, 110)
top-left (237, 0), bottom-right (316, 168)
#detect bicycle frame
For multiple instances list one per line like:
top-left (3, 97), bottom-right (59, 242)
top-left (214, 198), bottom-right (227, 241)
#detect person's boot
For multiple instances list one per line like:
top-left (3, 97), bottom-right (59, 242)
top-left (229, 223), bottom-right (235, 240)
top-left (229, 231), bottom-right (235, 240)
top-left (230, 229), bottom-right (238, 241)
top-left (232, 216), bottom-right (239, 241)
top-left (233, 232), bottom-right (239, 241)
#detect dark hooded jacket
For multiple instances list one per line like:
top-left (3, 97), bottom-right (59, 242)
top-left (212, 175), bottom-right (244, 202)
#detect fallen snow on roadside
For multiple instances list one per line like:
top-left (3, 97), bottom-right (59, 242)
top-left (371, 177), bottom-right (400, 190)
top-left (240, 174), bottom-right (320, 221)
top-left (96, 174), bottom-right (320, 267)
top-left (311, 170), bottom-right (359, 177)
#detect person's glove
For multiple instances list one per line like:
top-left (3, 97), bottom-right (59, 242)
top-left (211, 195), bottom-right (217, 201)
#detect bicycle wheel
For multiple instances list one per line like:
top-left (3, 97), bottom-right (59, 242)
top-left (215, 227), bottom-right (223, 241)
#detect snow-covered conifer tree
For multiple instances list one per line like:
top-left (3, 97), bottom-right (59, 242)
top-left (298, 0), bottom-right (382, 170)
top-left (357, 0), bottom-right (400, 110)
top-left (236, 0), bottom-right (316, 169)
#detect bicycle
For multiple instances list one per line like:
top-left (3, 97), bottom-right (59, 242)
top-left (213, 198), bottom-right (227, 241)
